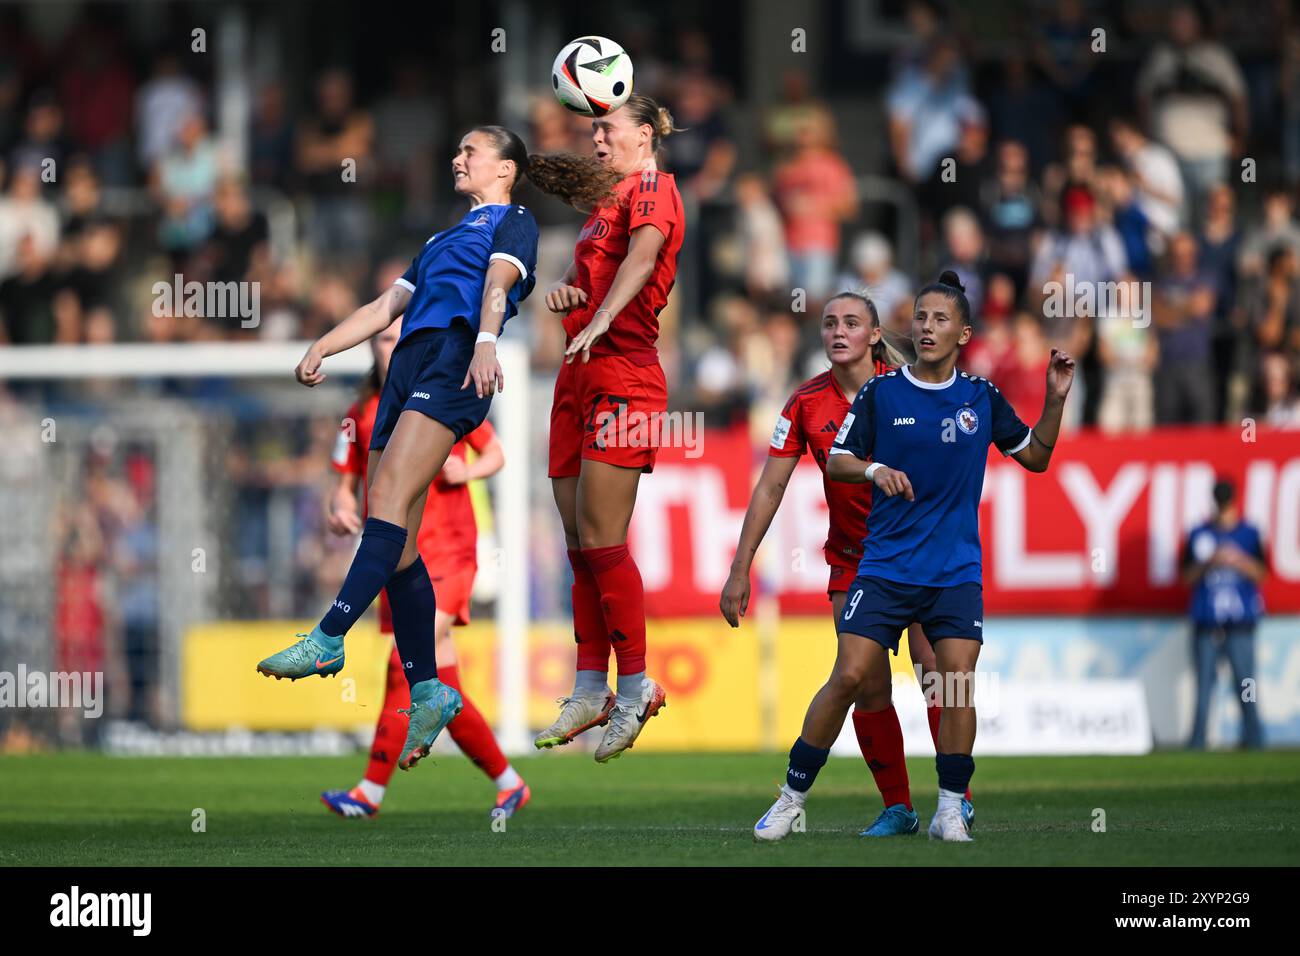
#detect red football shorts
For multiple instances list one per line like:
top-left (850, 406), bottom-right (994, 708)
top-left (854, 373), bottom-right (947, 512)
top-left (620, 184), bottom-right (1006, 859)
top-left (548, 353), bottom-right (668, 478)
top-left (826, 551), bottom-right (860, 599)
top-left (379, 563), bottom-right (476, 632)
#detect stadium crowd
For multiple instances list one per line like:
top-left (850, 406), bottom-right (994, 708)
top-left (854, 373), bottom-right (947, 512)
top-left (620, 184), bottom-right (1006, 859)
top-left (1, 1), bottom-right (1298, 431)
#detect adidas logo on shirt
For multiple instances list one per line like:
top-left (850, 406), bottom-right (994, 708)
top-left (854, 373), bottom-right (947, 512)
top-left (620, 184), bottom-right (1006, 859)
top-left (821, 420), bottom-right (838, 433)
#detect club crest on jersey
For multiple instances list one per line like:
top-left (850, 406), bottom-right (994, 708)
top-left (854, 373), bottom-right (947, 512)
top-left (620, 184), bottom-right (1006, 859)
top-left (957, 406), bottom-right (979, 435)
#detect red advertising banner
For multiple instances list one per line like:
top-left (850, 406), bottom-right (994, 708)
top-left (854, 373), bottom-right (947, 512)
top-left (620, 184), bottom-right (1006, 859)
top-left (629, 425), bottom-right (1300, 616)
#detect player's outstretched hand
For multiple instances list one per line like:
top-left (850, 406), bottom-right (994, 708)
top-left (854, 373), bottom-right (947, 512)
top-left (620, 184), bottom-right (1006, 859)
top-left (296, 344), bottom-right (327, 387)
top-left (565, 308), bottom-right (612, 364)
top-left (545, 283), bottom-right (588, 313)
top-left (462, 341), bottom-right (504, 398)
top-left (872, 465), bottom-right (914, 501)
top-left (1046, 348), bottom-right (1076, 401)
top-left (719, 570), bottom-right (751, 628)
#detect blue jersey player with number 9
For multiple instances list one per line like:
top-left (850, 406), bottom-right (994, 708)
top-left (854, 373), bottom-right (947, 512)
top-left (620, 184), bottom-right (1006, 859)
top-left (753, 271), bottom-right (1075, 844)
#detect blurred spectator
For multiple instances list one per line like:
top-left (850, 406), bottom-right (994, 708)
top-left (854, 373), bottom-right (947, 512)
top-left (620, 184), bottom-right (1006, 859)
top-left (981, 140), bottom-right (1042, 296)
top-left (1246, 246), bottom-right (1300, 362)
top-left (1032, 0), bottom-right (1099, 120)
top-left (150, 110), bottom-right (219, 258)
top-left (1198, 183), bottom-right (1244, 419)
top-left (939, 207), bottom-right (986, 316)
top-left (918, 97), bottom-right (991, 227)
top-left (197, 175), bottom-right (269, 286)
top-left (0, 160), bottom-right (59, 278)
top-left (763, 71), bottom-right (826, 159)
top-left (1137, 1), bottom-right (1248, 222)
top-left (1098, 164), bottom-right (1154, 278)
top-left (667, 72), bottom-right (735, 202)
top-left (58, 27), bottom-right (134, 186)
top-left (1259, 351), bottom-right (1300, 426)
top-left (734, 172), bottom-right (788, 299)
top-left (987, 54), bottom-right (1059, 175)
top-left (373, 60), bottom-right (442, 224)
top-left (838, 232), bottom-right (910, 328)
top-left (1029, 183), bottom-right (1127, 295)
top-left (249, 82), bottom-right (295, 193)
top-left (1238, 186), bottom-right (1300, 279)
top-left (296, 68), bottom-right (375, 260)
top-left (1041, 124), bottom-right (1099, 228)
top-left (1096, 299), bottom-right (1158, 433)
top-left (1109, 114), bottom-right (1184, 244)
top-left (0, 232), bottom-right (69, 344)
top-left (772, 111), bottom-right (857, 304)
top-left (887, 33), bottom-right (969, 185)
top-left (1153, 231), bottom-right (1217, 423)
top-left (1182, 478), bottom-right (1265, 750)
top-left (135, 53), bottom-right (203, 173)
top-left (997, 312), bottom-right (1049, 417)
top-left (63, 220), bottom-right (124, 344)
top-left (8, 89), bottom-right (71, 176)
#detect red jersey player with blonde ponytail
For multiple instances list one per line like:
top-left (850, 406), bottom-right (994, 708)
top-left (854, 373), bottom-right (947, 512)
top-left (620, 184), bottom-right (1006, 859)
top-left (527, 93), bottom-right (685, 762)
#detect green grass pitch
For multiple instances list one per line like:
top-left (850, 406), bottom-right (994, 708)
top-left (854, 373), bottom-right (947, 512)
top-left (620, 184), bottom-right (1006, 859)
top-left (1, 751), bottom-right (1297, 866)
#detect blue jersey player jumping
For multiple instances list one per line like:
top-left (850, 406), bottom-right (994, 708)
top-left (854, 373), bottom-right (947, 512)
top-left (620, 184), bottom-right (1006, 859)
top-left (257, 126), bottom-right (539, 773)
top-left (754, 271), bottom-right (1075, 843)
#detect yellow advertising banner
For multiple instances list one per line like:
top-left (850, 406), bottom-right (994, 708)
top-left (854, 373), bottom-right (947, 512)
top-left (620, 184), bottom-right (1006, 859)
top-left (183, 618), bottom-right (919, 750)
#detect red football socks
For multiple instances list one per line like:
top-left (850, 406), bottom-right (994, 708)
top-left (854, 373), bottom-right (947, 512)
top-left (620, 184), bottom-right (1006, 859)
top-left (363, 647), bottom-right (410, 788)
top-left (582, 544), bottom-right (647, 676)
top-left (852, 705), bottom-right (913, 810)
top-left (569, 548), bottom-right (612, 674)
top-left (439, 664), bottom-right (509, 780)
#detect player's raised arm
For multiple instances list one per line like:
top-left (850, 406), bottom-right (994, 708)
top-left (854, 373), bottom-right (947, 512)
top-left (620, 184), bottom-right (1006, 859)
top-left (1009, 348), bottom-right (1075, 473)
top-left (721, 453), bottom-right (800, 627)
top-left (564, 223), bottom-right (666, 362)
top-left (296, 283), bottom-right (411, 387)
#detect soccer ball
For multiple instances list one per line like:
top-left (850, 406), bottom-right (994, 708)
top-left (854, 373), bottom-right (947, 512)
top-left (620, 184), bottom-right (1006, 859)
top-left (551, 36), bottom-right (634, 117)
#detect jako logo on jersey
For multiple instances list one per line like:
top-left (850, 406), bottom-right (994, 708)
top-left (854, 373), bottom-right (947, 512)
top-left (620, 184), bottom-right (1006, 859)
top-left (893, 417), bottom-right (916, 426)
top-left (470, 213), bottom-right (490, 226)
top-left (411, 391), bottom-right (431, 400)
top-left (957, 407), bottom-right (979, 435)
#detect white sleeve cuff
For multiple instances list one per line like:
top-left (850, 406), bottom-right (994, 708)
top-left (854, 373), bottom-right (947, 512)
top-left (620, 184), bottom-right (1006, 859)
top-left (489, 252), bottom-right (527, 283)
top-left (1002, 429), bottom-right (1033, 456)
top-left (393, 277), bottom-right (416, 293)
top-left (828, 447), bottom-right (856, 456)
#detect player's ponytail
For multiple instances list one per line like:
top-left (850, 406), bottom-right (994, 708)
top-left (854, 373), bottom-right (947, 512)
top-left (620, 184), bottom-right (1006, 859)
top-left (828, 291), bottom-right (916, 368)
top-left (525, 151), bottom-right (623, 210)
top-left (622, 93), bottom-right (679, 152)
top-left (915, 270), bottom-right (972, 327)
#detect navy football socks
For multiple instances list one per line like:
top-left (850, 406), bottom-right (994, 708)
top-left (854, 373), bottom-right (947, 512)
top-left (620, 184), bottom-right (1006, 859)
top-left (936, 752), bottom-right (975, 795)
top-left (319, 517), bottom-right (408, 639)
top-left (786, 736), bottom-right (830, 793)
top-left (385, 556), bottom-right (439, 687)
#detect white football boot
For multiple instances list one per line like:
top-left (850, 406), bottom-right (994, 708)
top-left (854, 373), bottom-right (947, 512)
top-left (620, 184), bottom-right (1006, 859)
top-left (753, 786), bottom-right (806, 842)
top-left (928, 805), bottom-right (974, 842)
top-left (533, 690), bottom-right (615, 749)
top-left (593, 678), bottom-right (667, 763)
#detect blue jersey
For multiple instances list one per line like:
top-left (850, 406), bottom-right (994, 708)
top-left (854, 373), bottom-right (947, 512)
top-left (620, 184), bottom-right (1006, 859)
top-left (395, 203), bottom-right (539, 342)
top-left (1183, 521), bottom-right (1265, 625)
top-left (830, 365), bottom-right (1032, 587)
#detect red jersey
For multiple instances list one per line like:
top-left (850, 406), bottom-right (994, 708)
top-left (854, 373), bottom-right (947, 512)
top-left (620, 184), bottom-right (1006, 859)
top-left (768, 361), bottom-right (893, 565)
top-left (563, 169), bottom-right (684, 366)
top-left (331, 395), bottom-right (496, 572)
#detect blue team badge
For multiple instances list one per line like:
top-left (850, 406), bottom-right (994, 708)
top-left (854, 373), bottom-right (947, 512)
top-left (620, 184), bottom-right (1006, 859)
top-left (956, 406), bottom-right (979, 435)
